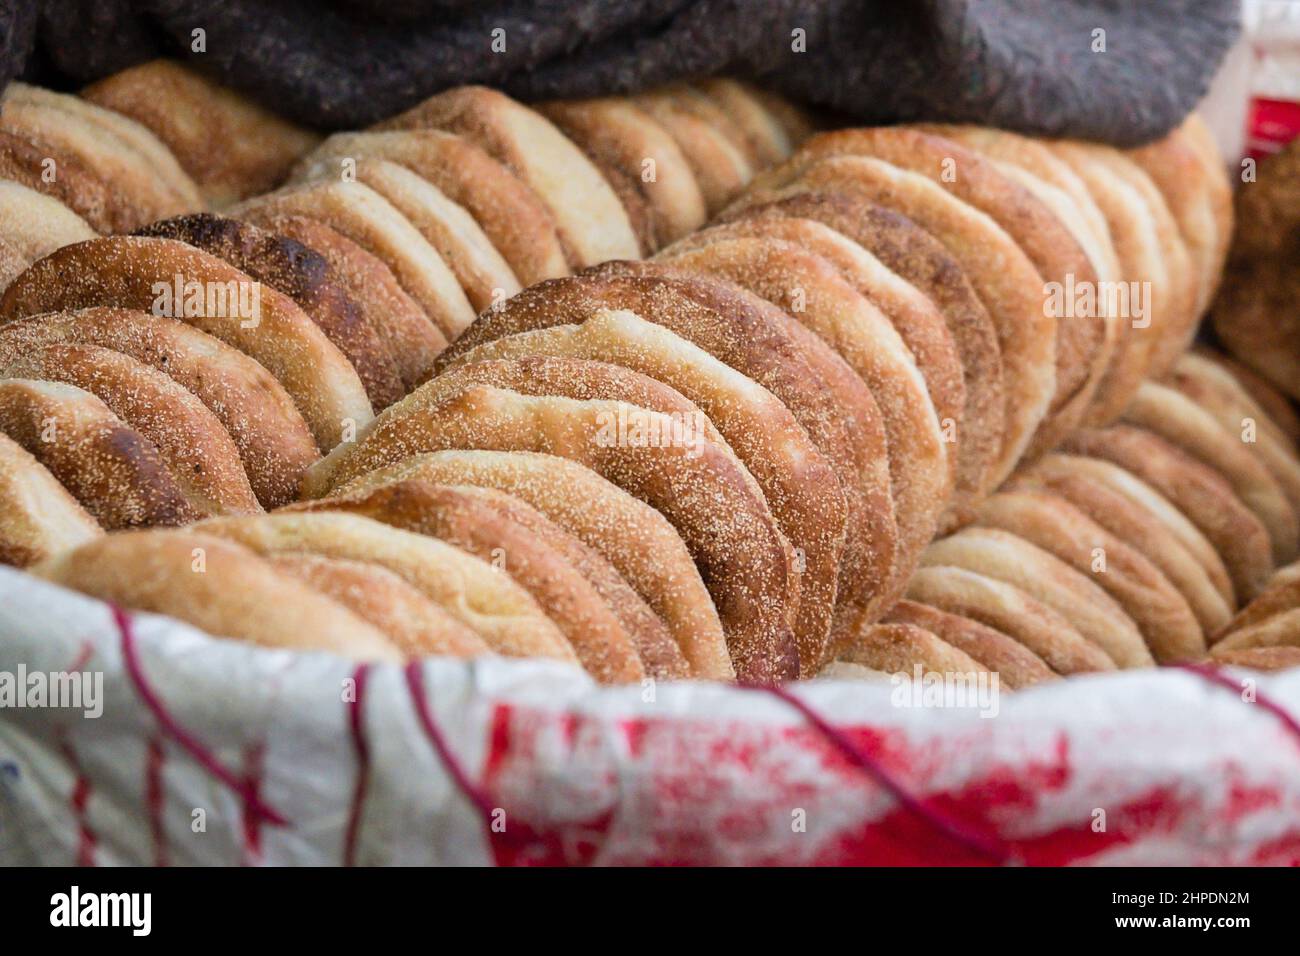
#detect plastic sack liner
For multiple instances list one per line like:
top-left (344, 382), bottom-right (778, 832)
top-left (1, 566), bottom-right (1298, 866)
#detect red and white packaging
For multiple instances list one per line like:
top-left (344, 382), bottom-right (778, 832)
top-left (1203, 0), bottom-right (1300, 162)
top-left (1, 566), bottom-right (1299, 866)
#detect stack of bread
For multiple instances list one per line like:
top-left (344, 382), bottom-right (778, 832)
top-left (1, 59), bottom-right (1297, 687)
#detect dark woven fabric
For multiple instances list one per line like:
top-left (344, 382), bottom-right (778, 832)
top-left (4, 0), bottom-right (1239, 144)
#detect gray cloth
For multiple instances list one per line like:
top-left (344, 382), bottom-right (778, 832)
top-left (7, 0), bottom-right (1239, 145)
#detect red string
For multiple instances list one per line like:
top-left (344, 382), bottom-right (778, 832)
top-left (112, 604), bottom-right (289, 828)
top-left (750, 682), bottom-right (1017, 865)
top-left (343, 663), bottom-right (371, 867)
top-left (1171, 661), bottom-right (1300, 745)
top-left (403, 661), bottom-right (544, 850)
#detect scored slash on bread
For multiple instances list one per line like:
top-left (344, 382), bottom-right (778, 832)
top-left (0, 235), bottom-right (373, 452)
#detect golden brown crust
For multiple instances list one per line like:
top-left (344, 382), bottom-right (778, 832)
top-left (717, 191), bottom-right (1005, 518)
top-left (0, 236), bottom-right (373, 452)
top-left (1166, 351), bottom-right (1300, 521)
top-left (196, 511), bottom-right (577, 662)
top-left (377, 86), bottom-right (640, 267)
top-left (1063, 425), bottom-right (1274, 602)
top-left (350, 158), bottom-right (521, 312)
top-left (883, 599), bottom-right (1057, 689)
top-left (330, 449), bottom-right (731, 680)
top-left (290, 129), bottom-right (569, 286)
top-left (136, 213), bottom-right (404, 409)
top-left (0, 82), bottom-right (201, 229)
top-left (244, 213), bottom-right (445, 392)
top-left (290, 480), bottom-right (645, 683)
top-left (668, 216), bottom-right (966, 492)
top-left (36, 530), bottom-right (402, 661)
top-left (1126, 126), bottom-right (1221, 320)
top-left (0, 341), bottom-right (259, 517)
top-left (81, 60), bottom-right (320, 206)
top-left (263, 551), bottom-right (489, 659)
top-left (1212, 609), bottom-right (1300, 652)
top-left (696, 79), bottom-right (796, 167)
top-left (973, 488), bottom-right (1205, 662)
top-left (1193, 347), bottom-right (1300, 443)
top-left (831, 621), bottom-right (988, 678)
top-left (1213, 577), bottom-right (1300, 645)
top-left (769, 127), bottom-right (1101, 447)
top-left (441, 264), bottom-right (898, 634)
top-left (305, 383), bottom-right (798, 681)
top-left (0, 378), bottom-right (199, 528)
top-left (734, 156), bottom-right (1052, 486)
top-left (0, 236), bottom-right (27, 293)
top-left (904, 564), bottom-right (1115, 675)
top-left (1209, 645), bottom-right (1300, 670)
top-left (1010, 457), bottom-right (1233, 636)
top-left (0, 308), bottom-right (317, 510)
top-left (0, 129), bottom-right (117, 233)
top-left (0, 430), bottom-right (101, 567)
top-left (444, 314), bottom-right (847, 676)
top-left (233, 180), bottom-right (474, 341)
top-left (1026, 451), bottom-right (1237, 610)
top-left (1123, 381), bottom-right (1298, 564)
top-left (0, 180), bottom-right (97, 265)
top-left (538, 97), bottom-right (708, 250)
top-left (656, 235), bottom-right (947, 601)
top-left (921, 527), bottom-right (1152, 667)
top-left (633, 88), bottom-right (755, 214)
